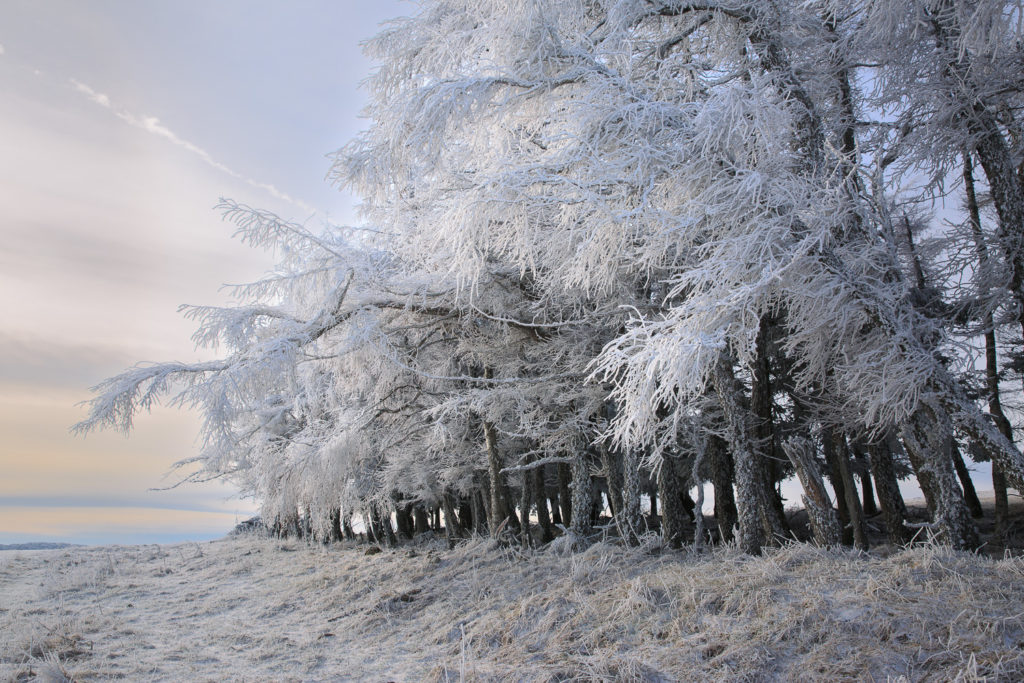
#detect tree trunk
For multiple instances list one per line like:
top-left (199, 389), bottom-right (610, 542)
top-left (709, 434), bottom-right (738, 543)
top-left (502, 487), bottom-right (521, 533)
top-left (519, 467), bottom-right (532, 549)
top-left (365, 513), bottom-right (378, 545)
top-left (441, 493), bottom-right (462, 545)
top-left (534, 465), bottom-right (554, 543)
top-left (901, 401), bottom-right (979, 549)
top-left (483, 418), bottom-right (507, 537)
top-left (965, 148), bottom-right (1015, 542)
top-left (619, 449), bottom-right (642, 545)
top-left (834, 431), bottom-right (869, 551)
top-left (395, 505), bottom-right (413, 539)
top-left (569, 452), bottom-right (592, 539)
top-left (557, 462), bottom-right (572, 528)
top-left (993, 462), bottom-right (1009, 541)
top-left (599, 442), bottom-right (623, 522)
top-left (868, 435), bottom-right (909, 544)
top-left (823, 427), bottom-right (852, 546)
top-left (370, 508), bottom-right (395, 547)
top-left (330, 508), bottom-right (343, 543)
top-left (658, 452), bottom-right (688, 549)
top-left (383, 510), bottom-right (397, 547)
top-left (926, 8), bottom-right (1024, 379)
top-left (712, 355), bottom-right (768, 554)
top-left (952, 444), bottom-right (984, 518)
top-left (550, 492), bottom-right (563, 527)
top-left (783, 436), bottom-right (841, 546)
top-left (860, 468), bottom-right (878, 517)
top-left (850, 442), bottom-right (879, 517)
top-left (690, 448), bottom-right (707, 551)
top-left (472, 488), bottom-right (488, 536)
top-left (751, 315), bottom-right (791, 538)
top-left (413, 505), bottom-right (430, 534)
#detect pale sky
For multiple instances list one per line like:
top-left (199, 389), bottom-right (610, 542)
top-left (0, 0), bottom-right (405, 544)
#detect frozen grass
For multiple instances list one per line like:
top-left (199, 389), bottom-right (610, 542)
top-left (2, 535), bottom-right (1024, 681)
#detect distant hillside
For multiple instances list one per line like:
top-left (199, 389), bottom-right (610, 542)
top-left (0, 542), bottom-right (82, 551)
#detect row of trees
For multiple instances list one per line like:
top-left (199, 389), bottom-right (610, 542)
top-left (78, 0), bottom-right (1024, 553)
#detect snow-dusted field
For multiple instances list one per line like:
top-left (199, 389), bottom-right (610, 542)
top-left (3, 535), bottom-right (1024, 681)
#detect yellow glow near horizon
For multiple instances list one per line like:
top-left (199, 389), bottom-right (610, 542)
top-left (0, 384), bottom-right (257, 543)
top-left (0, 506), bottom-right (247, 541)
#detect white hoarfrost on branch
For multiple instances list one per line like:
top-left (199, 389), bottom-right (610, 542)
top-left (78, 0), bottom-right (1024, 552)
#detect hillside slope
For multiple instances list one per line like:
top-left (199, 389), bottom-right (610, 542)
top-left (2, 533), bottom-right (1024, 681)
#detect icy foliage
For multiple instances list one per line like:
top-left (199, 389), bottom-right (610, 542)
top-left (77, 0), bottom-right (1024, 551)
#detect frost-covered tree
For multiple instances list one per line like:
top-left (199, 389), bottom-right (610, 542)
top-left (336, 0), bottom-right (1024, 549)
top-left (79, 0), bottom-right (1024, 553)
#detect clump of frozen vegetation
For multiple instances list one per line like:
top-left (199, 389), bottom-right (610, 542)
top-left (77, 0), bottom-right (1024, 558)
top-left (2, 537), bottom-right (1024, 680)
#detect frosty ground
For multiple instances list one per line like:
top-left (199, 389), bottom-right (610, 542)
top-left (3, 524), bottom-right (1024, 682)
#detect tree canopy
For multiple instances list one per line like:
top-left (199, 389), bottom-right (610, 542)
top-left (78, 0), bottom-right (1024, 552)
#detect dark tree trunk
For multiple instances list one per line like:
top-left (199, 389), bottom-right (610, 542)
top-left (502, 487), bottom-right (522, 533)
top-left (557, 462), bottom-right (572, 528)
top-left (370, 509), bottom-right (396, 547)
top-left (330, 508), bottom-right (343, 543)
top-left (590, 488), bottom-right (604, 527)
top-left (952, 444), bottom-right (984, 518)
top-left (681, 489), bottom-right (696, 521)
top-left (395, 505), bottom-right (413, 539)
top-left (441, 493), bottom-right (462, 545)
top-left (550, 492), bottom-right (563, 526)
top-left (618, 449), bottom-right (642, 545)
top-left (899, 436), bottom-right (940, 517)
top-left (822, 427), bottom-right (853, 546)
top-left (783, 436), bottom-right (841, 546)
top-left (283, 511), bottom-right (301, 539)
top-left (868, 436), bottom-right (909, 544)
top-left (534, 466), bottom-right (554, 543)
top-left (658, 452), bottom-right (688, 549)
top-left (365, 514), bottom-right (378, 545)
top-left (413, 505), bottom-right (430, 534)
top-left (382, 510), bottom-right (397, 547)
top-left (484, 417), bottom-right (508, 537)
top-left (472, 488), bottom-right (488, 535)
top-left (965, 149), bottom-right (1015, 541)
top-left (569, 452), bottom-right (592, 538)
top-left (834, 431), bottom-right (869, 551)
top-left (599, 443), bottom-right (624, 522)
top-left (752, 315), bottom-right (791, 538)
top-left (712, 355), bottom-right (773, 554)
top-left (901, 402), bottom-right (979, 549)
top-left (709, 434), bottom-right (738, 543)
top-left (994, 462), bottom-right (1009, 541)
top-left (519, 467), bottom-right (532, 548)
top-left (858, 460), bottom-right (879, 517)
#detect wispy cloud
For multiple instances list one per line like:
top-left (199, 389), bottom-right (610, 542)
top-left (71, 79), bottom-right (317, 215)
top-left (0, 43), bottom-right (6, 56)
